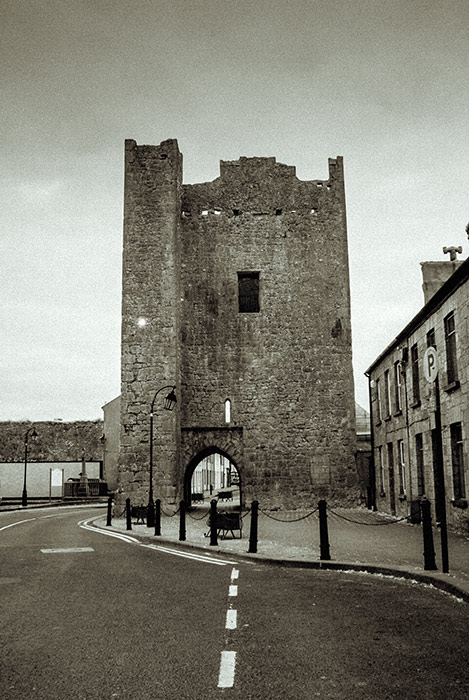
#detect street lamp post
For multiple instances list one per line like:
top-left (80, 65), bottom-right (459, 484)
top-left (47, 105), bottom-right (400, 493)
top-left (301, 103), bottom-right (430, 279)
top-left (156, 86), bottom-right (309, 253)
top-left (148, 385), bottom-right (177, 527)
top-left (22, 427), bottom-right (38, 507)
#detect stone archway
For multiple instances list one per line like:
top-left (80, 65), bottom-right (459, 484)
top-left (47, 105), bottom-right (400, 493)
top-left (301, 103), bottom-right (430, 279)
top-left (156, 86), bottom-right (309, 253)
top-left (183, 447), bottom-right (242, 508)
top-left (180, 427), bottom-right (244, 507)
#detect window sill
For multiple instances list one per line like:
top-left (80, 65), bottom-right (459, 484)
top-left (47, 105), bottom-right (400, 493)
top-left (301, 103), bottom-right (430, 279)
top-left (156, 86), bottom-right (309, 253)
top-left (443, 380), bottom-right (460, 394)
top-left (393, 410), bottom-right (403, 417)
top-left (375, 421), bottom-right (382, 428)
top-left (410, 400), bottom-right (421, 409)
top-left (384, 415), bottom-right (391, 422)
top-left (398, 495), bottom-right (407, 501)
top-left (451, 498), bottom-right (468, 509)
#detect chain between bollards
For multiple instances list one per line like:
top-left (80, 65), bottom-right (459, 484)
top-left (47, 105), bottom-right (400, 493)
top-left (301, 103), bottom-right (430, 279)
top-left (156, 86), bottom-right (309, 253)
top-left (179, 500), bottom-right (186, 541)
top-left (248, 500), bottom-right (259, 553)
top-left (318, 500), bottom-right (331, 560)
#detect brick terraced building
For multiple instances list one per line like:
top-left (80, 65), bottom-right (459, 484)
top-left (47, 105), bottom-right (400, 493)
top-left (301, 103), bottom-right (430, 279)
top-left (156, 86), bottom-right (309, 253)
top-left (117, 139), bottom-right (358, 509)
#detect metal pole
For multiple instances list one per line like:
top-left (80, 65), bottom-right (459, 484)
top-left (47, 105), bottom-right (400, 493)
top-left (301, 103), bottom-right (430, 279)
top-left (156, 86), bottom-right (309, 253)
top-left (106, 496), bottom-right (112, 526)
top-left (420, 497), bottom-right (437, 570)
top-left (179, 500), bottom-right (186, 541)
top-left (22, 431), bottom-right (29, 507)
top-left (248, 500), bottom-right (259, 553)
top-left (155, 499), bottom-right (161, 536)
top-left (147, 410), bottom-right (155, 527)
top-left (318, 500), bottom-right (331, 560)
top-left (210, 498), bottom-right (218, 546)
top-left (433, 377), bottom-right (449, 573)
top-left (125, 498), bottom-right (132, 531)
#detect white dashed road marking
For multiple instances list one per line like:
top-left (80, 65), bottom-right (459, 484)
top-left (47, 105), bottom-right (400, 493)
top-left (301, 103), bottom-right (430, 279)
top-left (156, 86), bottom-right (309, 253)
top-left (229, 584), bottom-right (238, 596)
top-left (218, 651), bottom-right (237, 688)
top-left (41, 547), bottom-right (94, 553)
top-left (225, 609), bottom-right (237, 629)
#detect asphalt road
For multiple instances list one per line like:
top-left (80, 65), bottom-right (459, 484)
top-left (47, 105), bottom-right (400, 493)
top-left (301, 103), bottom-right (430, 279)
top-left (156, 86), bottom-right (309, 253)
top-left (1, 506), bottom-right (468, 700)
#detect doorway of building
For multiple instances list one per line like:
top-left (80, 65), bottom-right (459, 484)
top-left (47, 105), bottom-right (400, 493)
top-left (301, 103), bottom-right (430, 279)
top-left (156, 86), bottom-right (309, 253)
top-left (184, 449), bottom-right (241, 509)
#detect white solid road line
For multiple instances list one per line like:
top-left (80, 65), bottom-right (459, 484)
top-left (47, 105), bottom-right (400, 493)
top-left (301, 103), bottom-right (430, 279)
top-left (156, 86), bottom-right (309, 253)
top-left (141, 543), bottom-right (232, 566)
top-left (0, 518), bottom-right (36, 532)
top-left (218, 651), bottom-right (237, 688)
top-left (225, 609), bottom-right (237, 629)
top-left (79, 519), bottom-right (237, 566)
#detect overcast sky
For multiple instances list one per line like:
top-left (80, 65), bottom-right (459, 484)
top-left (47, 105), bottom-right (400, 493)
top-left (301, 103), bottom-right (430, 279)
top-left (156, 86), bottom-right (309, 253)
top-left (1, 0), bottom-right (468, 421)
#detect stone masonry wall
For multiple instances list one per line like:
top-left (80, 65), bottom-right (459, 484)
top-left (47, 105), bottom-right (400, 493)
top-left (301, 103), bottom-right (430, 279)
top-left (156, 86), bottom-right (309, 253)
top-left (119, 140), bottom-right (358, 509)
top-left (179, 155), bottom-right (357, 507)
top-left (0, 420), bottom-right (103, 463)
top-left (119, 140), bottom-right (181, 505)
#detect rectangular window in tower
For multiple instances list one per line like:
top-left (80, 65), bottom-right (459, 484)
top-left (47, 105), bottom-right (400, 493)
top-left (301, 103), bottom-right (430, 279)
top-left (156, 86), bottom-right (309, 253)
top-left (238, 272), bottom-right (260, 313)
top-left (416, 433), bottom-right (425, 496)
top-left (444, 311), bottom-right (458, 385)
top-left (411, 344), bottom-right (420, 405)
top-left (450, 422), bottom-right (466, 500)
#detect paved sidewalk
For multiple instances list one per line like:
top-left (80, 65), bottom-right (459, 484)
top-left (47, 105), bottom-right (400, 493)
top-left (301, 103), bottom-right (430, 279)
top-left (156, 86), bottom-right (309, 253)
top-left (93, 504), bottom-right (469, 601)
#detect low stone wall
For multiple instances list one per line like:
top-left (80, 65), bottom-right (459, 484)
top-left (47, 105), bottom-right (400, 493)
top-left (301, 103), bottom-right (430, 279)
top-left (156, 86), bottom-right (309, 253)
top-left (0, 420), bottom-right (104, 463)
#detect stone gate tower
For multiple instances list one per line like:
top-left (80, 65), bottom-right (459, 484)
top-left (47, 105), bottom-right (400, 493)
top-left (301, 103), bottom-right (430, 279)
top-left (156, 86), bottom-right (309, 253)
top-left (118, 138), bottom-right (358, 508)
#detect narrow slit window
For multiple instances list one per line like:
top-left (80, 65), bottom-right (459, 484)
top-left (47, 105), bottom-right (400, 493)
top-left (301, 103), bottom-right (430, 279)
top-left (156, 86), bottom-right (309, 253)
top-left (225, 399), bottom-right (231, 423)
top-left (238, 271), bottom-right (260, 313)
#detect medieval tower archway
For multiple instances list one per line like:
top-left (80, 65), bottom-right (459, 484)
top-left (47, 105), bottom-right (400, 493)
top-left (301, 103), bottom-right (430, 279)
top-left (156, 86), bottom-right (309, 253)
top-left (117, 138), bottom-right (358, 508)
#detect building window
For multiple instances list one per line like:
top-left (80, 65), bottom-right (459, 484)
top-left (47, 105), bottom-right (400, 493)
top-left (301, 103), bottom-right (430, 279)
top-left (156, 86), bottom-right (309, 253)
top-left (387, 442), bottom-right (396, 513)
top-left (238, 272), bottom-right (260, 313)
top-left (384, 370), bottom-right (391, 418)
top-left (411, 343), bottom-right (420, 404)
top-left (450, 422), bottom-right (466, 499)
top-left (444, 311), bottom-right (458, 384)
top-left (377, 446), bottom-right (385, 495)
top-left (415, 433), bottom-right (425, 496)
top-left (426, 328), bottom-right (436, 350)
top-left (398, 439), bottom-right (406, 496)
top-left (394, 361), bottom-right (402, 412)
top-left (224, 399), bottom-right (231, 423)
top-left (376, 378), bottom-right (382, 423)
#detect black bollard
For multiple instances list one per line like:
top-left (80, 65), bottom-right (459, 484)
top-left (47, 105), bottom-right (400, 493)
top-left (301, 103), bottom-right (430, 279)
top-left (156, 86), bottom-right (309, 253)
top-left (210, 499), bottom-right (218, 547)
top-left (155, 499), bottom-right (161, 536)
top-left (125, 497), bottom-right (132, 531)
top-left (248, 500), bottom-right (259, 554)
top-left (147, 501), bottom-right (155, 528)
top-left (106, 496), bottom-right (112, 526)
top-left (420, 497), bottom-right (437, 571)
top-left (318, 500), bottom-right (331, 560)
top-left (179, 500), bottom-right (186, 541)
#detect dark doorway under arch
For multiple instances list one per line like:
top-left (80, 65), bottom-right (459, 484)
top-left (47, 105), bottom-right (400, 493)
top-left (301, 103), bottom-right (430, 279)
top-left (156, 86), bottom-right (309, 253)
top-left (184, 448), bottom-right (242, 509)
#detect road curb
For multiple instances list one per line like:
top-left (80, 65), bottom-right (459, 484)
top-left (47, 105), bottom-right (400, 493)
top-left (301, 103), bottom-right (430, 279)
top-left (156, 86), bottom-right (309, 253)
top-left (88, 517), bottom-right (469, 603)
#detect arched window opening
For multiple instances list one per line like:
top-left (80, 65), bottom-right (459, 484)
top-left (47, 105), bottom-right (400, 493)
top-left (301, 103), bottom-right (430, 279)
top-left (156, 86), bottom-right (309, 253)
top-left (225, 398), bottom-right (231, 423)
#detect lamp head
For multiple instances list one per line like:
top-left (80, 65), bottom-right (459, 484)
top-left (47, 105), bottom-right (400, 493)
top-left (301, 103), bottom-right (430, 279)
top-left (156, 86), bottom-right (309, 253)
top-left (163, 388), bottom-right (177, 411)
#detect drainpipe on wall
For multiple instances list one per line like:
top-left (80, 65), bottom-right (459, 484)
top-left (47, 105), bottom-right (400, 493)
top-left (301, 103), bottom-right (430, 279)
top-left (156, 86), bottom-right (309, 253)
top-left (365, 372), bottom-right (377, 511)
